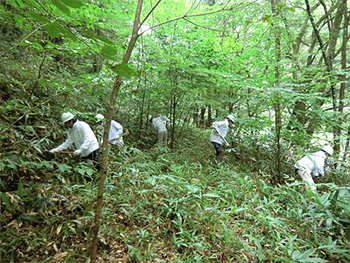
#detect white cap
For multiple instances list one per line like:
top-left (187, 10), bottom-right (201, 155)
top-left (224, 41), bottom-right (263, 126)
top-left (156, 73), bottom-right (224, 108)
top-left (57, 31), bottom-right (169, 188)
top-left (226, 115), bottom-right (235, 123)
top-left (322, 146), bottom-right (333, 156)
top-left (61, 112), bottom-right (74, 123)
top-left (95, 114), bottom-right (105, 122)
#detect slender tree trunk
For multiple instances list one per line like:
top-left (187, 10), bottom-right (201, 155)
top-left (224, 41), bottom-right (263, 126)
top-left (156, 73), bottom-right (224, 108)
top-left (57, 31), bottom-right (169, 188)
top-left (271, 0), bottom-right (282, 184)
top-left (207, 105), bottom-right (212, 128)
top-left (193, 105), bottom-right (199, 127)
top-left (341, 1), bottom-right (349, 153)
top-left (90, 1), bottom-right (144, 262)
top-left (171, 93), bottom-right (176, 148)
top-left (199, 107), bottom-right (206, 128)
top-left (137, 64), bottom-right (146, 141)
top-left (329, 0), bottom-right (345, 151)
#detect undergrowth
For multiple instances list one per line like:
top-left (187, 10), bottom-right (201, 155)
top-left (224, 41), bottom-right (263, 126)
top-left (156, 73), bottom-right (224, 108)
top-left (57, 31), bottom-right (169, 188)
top-left (1, 126), bottom-right (350, 263)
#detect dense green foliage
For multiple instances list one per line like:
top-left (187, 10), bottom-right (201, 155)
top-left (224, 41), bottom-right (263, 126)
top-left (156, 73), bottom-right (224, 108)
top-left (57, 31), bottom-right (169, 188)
top-left (1, 0), bottom-right (350, 262)
top-left (1, 128), bottom-right (350, 262)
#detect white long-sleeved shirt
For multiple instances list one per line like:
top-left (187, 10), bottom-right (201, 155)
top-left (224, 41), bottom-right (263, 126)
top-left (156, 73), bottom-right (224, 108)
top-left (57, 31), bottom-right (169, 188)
top-left (210, 119), bottom-right (230, 145)
top-left (104, 120), bottom-right (123, 145)
top-left (294, 151), bottom-right (327, 177)
top-left (55, 120), bottom-right (99, 157)
top-left (151, 116), bottom-right (169, 133)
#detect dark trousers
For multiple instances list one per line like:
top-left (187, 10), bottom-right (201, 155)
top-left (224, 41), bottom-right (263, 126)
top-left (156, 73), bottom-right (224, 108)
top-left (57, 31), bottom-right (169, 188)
top-left (83, 149), bottom-right (101, 171)
top-left (212, 142), bottom-right (223, 162)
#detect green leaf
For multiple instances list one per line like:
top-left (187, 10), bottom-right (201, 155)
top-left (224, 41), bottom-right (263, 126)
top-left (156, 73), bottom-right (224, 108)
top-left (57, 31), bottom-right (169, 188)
top-left (57, 163), bottom-right (71, 172)
top-left (18, 180), bottom-right (23, 197)
top-left (95, 35), bottom-right (114, 45)
top-left (1, 193), bottom-right (12, 210)
top-left (54, 23), bottom-right (78, 41)
top-left (107, 63), bottom-right (137, 79)
top-left (31, 42), bottom-right (44, 52)
top-left (203, 193), bottom-right (220, 198)
top-left (60, 0), bottom-right (84, 8)
top-left (101, 45), bottom-right (118, 59)
top-left (27, 11), bottom-right (48, 23)
top-left (7, 0), bottom-right (18, 8)
top-left (38, 78), bottom-right (46, 87)
top-left (51, 0), bottom-right (70, 15)
top-left (285, 7), bottom-right (296, 12)
top-left (44, 24), bottom-right (60, 38)
top-left (298, 248), bottom-right (315, 259)
top-left (299, 258), bottom-right (327, 262)
top-left (16, 0), bottom-right (25, 8)
top-left (13, 14), bottom-right (24, 28)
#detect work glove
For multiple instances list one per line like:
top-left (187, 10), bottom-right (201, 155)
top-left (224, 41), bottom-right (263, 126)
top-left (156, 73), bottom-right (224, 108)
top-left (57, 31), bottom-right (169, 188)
top-left (49, 148), bottom-right (58, 153)
top-left (73, 149), bottom-right (82, 156)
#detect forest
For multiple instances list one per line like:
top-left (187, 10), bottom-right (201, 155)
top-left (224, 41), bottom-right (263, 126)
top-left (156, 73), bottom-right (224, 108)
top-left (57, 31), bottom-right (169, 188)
top-left (0, 0), bottom-right (350, 262)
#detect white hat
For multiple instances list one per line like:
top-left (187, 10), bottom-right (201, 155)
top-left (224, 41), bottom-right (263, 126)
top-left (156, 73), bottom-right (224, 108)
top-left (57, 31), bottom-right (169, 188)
top-left (95, 114), bottom-right (105, 122)
top-left (226, 115), bottom-right (235, 123)
top-left (61, 112), bottom-right (74, 123)
top-left (322, 146), bottom-right (333, 156)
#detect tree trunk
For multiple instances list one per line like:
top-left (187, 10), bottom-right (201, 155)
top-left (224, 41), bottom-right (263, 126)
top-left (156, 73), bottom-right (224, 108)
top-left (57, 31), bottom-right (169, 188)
top-left (90, 0), bottom-right (144, 262)
top-left (271, 0), bottom-right (282, 184)
top-left (199, 107), bottom-right (206, 128)
top-left (207, 105), bottom-right (212, 128)
top-left (340, 0), bottom-right (349, 153)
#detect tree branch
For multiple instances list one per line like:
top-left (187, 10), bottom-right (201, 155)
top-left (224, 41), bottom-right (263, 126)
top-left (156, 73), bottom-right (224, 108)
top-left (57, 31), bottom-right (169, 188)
top-left (183, 17), bottom-right (227, 32)
top-left (139, 5), bottom-right (240, 36)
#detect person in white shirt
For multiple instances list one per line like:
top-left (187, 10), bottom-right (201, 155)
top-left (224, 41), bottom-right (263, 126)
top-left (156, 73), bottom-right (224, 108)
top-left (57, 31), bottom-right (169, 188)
top-left (49, 112), bottom-right (100, 170)
top-left (294, 146), bottom-right (333, 193)
top-left (210, 115), bottom-right (235, 162)
top-left (95, 114), bottom-right (124, 150)
top-left (149, 115), bottom-right (170, 147)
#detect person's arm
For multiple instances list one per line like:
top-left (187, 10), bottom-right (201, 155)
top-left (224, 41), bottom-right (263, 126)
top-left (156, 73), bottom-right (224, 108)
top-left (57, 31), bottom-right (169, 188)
top-left (315, 157), bottom-right (325, 176)
top-left (50, 132), bottom-right (74, 153)
top-left (161, 116), bottom-right (170, 122)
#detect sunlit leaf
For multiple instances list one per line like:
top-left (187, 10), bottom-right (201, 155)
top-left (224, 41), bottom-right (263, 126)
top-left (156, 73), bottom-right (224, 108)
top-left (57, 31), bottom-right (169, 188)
top-left (51, 0), bottom-right (70, 15)
top-left (60, 0), bottom-right (84, 8)
top-left (27, 12), bottom-right (48, 23)
top-left (107, 63), bottom-right (137, 79)
top-left (101, 45), bottom-right (118, 59)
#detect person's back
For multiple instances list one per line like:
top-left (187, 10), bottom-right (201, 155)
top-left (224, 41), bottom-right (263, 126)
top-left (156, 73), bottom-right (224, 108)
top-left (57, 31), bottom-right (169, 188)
top-left (294, 146), bottom-right (333, 193)
top-left (95, 114), bottom-right (124, 149)
top-left (152, 116), bottom-right (169, 133)
top-left (295, 151), bottom-right (326, 177)
top-left (210, 115), bottom-right (235, 163)
top-left (50, 112), bottom-right (100, 171)
top-left (109, 120), bottom-right (123, 146)
top-left (150, 115), bottom-right (169, 147)
top-left (210, 119), bottom-right (230, 145)
top-left (67, 120), bottom-right (99, 157)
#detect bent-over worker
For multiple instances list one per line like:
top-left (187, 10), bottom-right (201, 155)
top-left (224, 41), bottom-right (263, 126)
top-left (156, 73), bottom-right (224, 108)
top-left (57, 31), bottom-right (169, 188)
top-left (210, 115), bottom-right (235, 162)
top-left (294, 145), bottom-right (333, 194)
top-left (95, 114), bottom-right (124, 150)
top-left (49, 112), bottom-right (100, 171)
top-left (149, 115), bottom-right (170, 147)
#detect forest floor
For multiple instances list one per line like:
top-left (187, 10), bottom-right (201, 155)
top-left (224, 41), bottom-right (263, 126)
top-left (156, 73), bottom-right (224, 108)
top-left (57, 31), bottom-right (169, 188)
top-left (1, 128), bottom-right (350, 263)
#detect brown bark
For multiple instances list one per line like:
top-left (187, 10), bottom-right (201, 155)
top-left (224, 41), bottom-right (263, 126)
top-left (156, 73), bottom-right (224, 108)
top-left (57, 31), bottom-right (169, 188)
top-left (89, 1), bottom-right (144, 262)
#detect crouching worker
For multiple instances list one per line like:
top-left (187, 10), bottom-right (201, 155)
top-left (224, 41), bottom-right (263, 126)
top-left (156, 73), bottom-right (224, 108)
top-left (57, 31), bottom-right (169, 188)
top-left (294, 145), bottom-right (333, 194)
top-left (95, 114), bottom-right (124, 150)
top-left (49, 112), bottom-right (100, 171)
top-left (210, 115), bottom-right (235, 163)
top-left (149, 115), bottom-right (170, 147)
